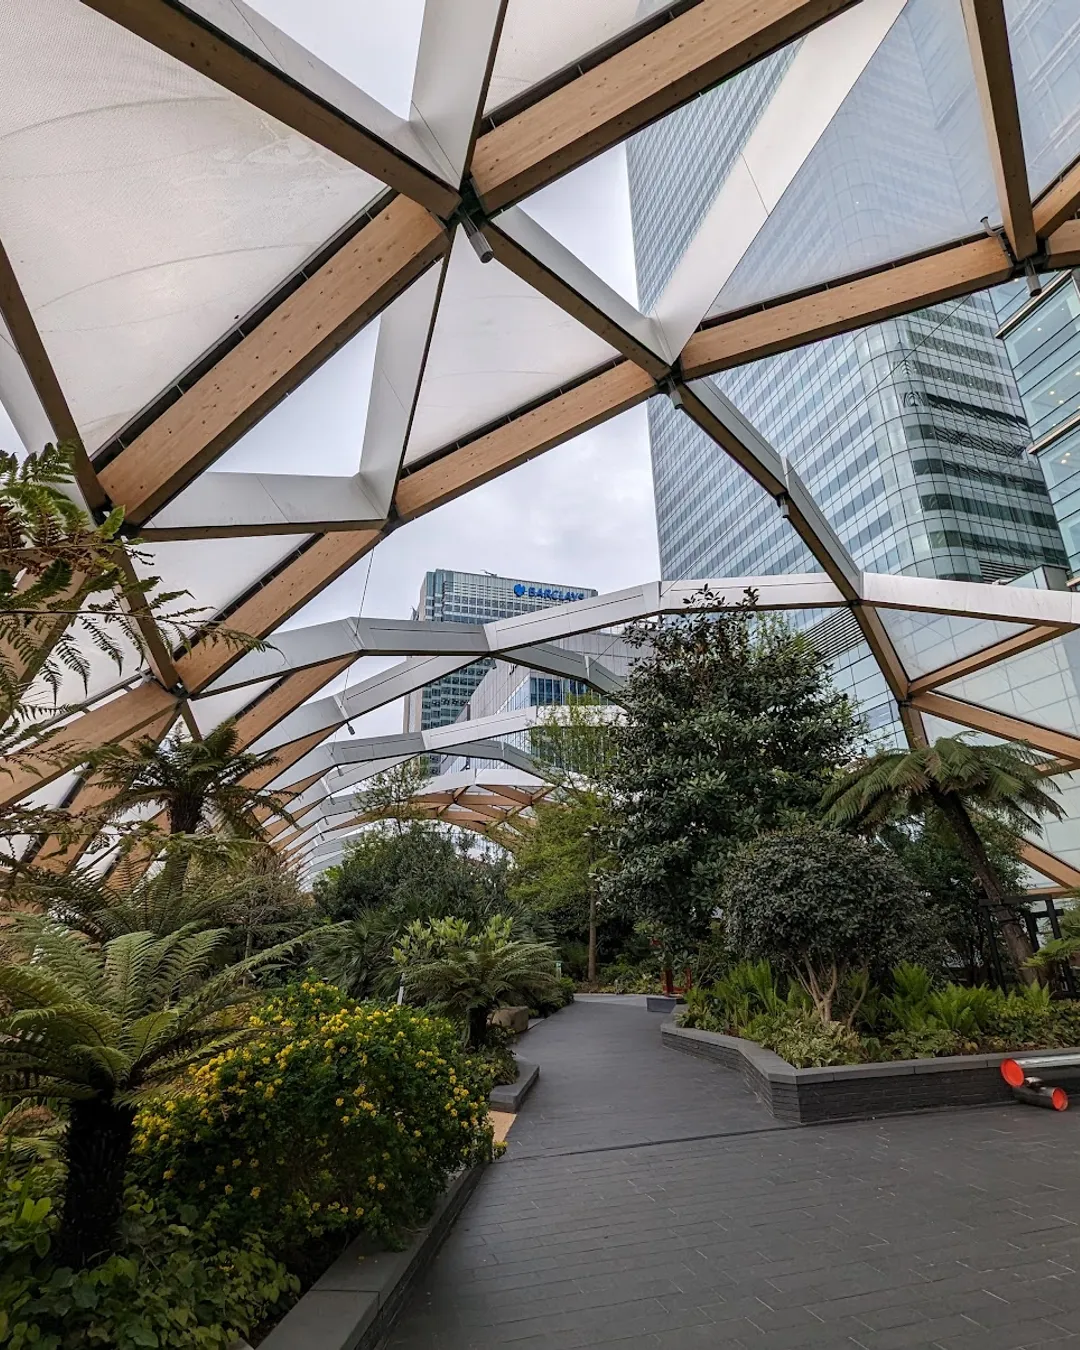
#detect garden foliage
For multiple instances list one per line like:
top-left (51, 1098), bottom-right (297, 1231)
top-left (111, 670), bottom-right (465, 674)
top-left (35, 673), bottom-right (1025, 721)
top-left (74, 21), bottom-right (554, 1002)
top-left (132, 983), bottom-right (496, 1264)
top-left (603, 595), bottom-right (861, 955)
top-left (679, 959), bottom-right (1080, 1068)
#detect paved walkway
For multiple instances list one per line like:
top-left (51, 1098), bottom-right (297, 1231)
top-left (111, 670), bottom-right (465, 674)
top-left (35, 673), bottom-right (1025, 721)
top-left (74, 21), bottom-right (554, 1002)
top-left (386, 996), bottom-right (1080, 1350)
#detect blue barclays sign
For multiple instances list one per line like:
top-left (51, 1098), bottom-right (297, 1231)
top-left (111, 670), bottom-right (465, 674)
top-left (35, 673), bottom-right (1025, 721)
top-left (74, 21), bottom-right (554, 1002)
top-left (513, 583), bottom-right (587, 602)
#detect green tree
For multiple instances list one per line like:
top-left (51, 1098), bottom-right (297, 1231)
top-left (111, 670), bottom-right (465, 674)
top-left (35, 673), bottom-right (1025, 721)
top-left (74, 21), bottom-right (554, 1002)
top-left (603, 591), bottom-right (861, 963)
top-left (509, 793), bottom-right (613, 984)
top-left (0, 919), bottom-right (299, 1268)
top-left (96, 720), bottom-right (287, 837)
top-left (393, 915), bottom-right (558, 1047)
top-left (822, 736), bottom-right (1063, 981)
top-left (312, 821), bottom-right (511, 924)
top-left (721, 825), bottom-right (940, 1022)
top-left (885, 813), bottom-right (1025, 982)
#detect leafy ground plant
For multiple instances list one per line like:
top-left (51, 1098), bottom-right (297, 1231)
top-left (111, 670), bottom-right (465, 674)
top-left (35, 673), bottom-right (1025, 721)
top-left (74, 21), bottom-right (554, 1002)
top-left (0, 1165), bottom-right (295, 1350)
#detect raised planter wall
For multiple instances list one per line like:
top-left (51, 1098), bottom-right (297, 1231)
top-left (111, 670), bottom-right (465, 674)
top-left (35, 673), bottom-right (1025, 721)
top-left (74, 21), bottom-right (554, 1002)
top-left (662, 1020), bottom-right (1080, 1124)
top-left (259, 1165), bottom-right (484, 1350)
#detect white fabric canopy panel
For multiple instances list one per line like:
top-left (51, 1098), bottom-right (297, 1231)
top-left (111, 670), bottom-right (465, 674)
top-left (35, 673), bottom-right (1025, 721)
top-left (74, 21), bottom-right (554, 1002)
top-left (403, 230), bottom-right (620, 464)
top-left (0, 0), bottom-right (383, 451)
top-left (132, 534), bottom-right (311, 619)
top-left (876, 609), bottom-right (1035, 680)
top-left (1006, 0), bottom-right (1080, 199)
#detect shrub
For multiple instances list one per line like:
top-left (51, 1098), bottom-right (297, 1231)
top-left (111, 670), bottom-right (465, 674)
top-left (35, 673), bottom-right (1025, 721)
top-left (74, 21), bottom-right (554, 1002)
top-left (393, 916), bottom-right (559, 1047)
top-left (0, 1166), bottom-right (294, 1350)
top-left (132, 982), bottom-right (494, 1265)
top-left (744, 1009), bottom-right (863, 1069)
top-left (722, 826), bottom-right (941, 1021)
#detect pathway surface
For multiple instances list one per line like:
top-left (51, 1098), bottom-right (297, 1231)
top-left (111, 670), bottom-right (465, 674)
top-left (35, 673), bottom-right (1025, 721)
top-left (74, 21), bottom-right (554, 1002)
top-left (386, 996), bottom-right (1080, 1350)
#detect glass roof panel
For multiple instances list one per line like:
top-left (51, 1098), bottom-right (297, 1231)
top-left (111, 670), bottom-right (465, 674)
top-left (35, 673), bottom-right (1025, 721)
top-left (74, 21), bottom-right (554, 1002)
top-left (1036, 768), bottom-right (1080, 866)
top-left (243, 0), bottom-right (424, 118)
top-left (0, 0), bottom-right (382, 452)
top-left (920, 712), bottom-right (1005, 745)
top-left (876, 608), bottom-right (1032, 679)
top-left (403, 231), bottom-right (619, 465)
top-left (938, 628), bottom-right (1080, 735)
top-left (1005, 0), bottom-right (1080, 199)
top-left (212, 319), bottom-right (380, 477)
top-left (704, 0), bottom-right (996, 320)
top-left (133, 534), bottom-right (311, 619)
top-left (485, 0), bottom-right (668, 114)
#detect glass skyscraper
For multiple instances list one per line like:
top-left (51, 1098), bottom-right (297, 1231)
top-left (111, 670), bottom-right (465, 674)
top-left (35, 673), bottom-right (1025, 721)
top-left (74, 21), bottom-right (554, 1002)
top-left (1000, 272), bottom-right (1080, 576)
top-left (627, 1), bottom-right (1068, 736)
top-left (403, 569), bottom-right (596, 736)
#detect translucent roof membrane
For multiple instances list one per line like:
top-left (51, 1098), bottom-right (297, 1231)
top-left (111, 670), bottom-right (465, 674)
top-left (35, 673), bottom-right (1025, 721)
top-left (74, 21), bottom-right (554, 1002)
top-left (22, 624), bottom-right (146, 716)
top-left (1038, 768), bottom-right (1080, 865)
top-left (704, 0), bottom-right (996, 321)
top-left (939, 628), bottom-right (1080, 735)
top-left (876, 608), bottom-right (1032, 679)
top-left (515, 146), bottom-right (640, 306)
top-left (243, 0), bottom-right (425, 119)
top-left (1006, 0), bottom-right (1080, 199)
top-left (134, 535), bottom-right (311, 618)
top-left (210, 320), bottom-right (379, 477)
top-left (190, 679), bottom-right (278, 735)
top-left (485, 0), bottom-right (669, 114)
top-left (0, 0), bottom-right (382, 452)
top-left (403, 231), bottom-right (618, 465)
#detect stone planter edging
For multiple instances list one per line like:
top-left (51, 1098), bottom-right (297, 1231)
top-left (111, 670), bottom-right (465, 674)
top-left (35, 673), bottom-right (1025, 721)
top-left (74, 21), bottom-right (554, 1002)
top-left (489, 1060), bottom-right (538, 1112)
top-left (258, 1164), bottom-right (485, 1350)
top-left (662, 1020), bottom-right (1080, 1124)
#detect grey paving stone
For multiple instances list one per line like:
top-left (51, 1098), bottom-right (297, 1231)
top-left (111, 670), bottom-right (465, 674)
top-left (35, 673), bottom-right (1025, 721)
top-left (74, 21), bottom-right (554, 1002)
top-left (385, 997), bottom-right (1080, 1350)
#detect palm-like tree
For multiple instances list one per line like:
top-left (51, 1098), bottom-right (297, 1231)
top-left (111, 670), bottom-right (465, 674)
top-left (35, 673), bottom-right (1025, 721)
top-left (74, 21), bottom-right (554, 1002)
top-left (96, 720), bottom-right (288, 836)
top-left (0, 920), bottom-right (296, 1268)
top-left (394, 916), bottom-right (559, 1047)
top-left (822, 736), bottom-right (1064, 979)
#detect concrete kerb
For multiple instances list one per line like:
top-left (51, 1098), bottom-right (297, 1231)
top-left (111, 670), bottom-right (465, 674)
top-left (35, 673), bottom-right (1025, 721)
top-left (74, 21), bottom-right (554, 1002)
top-left (661, 1019), bottom-right (1080, 1124)
top-left (258, 1165), bottom-right (485, 1350)
top-left (489, 1060), bottom-right (539, 1112)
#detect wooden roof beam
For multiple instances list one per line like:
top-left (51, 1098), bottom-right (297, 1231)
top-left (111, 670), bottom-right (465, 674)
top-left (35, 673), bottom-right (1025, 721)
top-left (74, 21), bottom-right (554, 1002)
top-left (394, 362), bottom-right (654, 522)
top-left (176, 529), bottom-right (382, 694)
top-left (681, 237), bottom-right (1014, 379)
top-left (470, 0), bottom-right (860, 212)
top-left (960, 0), bottom-right (1036, 259)
top-left (909, 690), bottom-right (1080, 763)
top-left (907, 625), bottom-right (1065, 696)
top-left (98, 199), bottom-right (445, 525)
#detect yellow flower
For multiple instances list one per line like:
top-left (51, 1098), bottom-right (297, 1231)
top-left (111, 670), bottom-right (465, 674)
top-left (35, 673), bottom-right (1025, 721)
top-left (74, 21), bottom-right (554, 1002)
top-left (367, 1174), bottom-right (377, 1185)
top-left (250, 1186), bottom-right (261, 1199)
top-left (224, 1185), bottom-right (233, 1195)
top-left (215, 1165), bottom-right (225, 1176)
top-left (335, 1097), bottom-right (344, 1107)
top-left (377, 1182), bottom-right (386, 1192)
top-left (232, 1158), bottom-right (242, 1168)
top-left (163, 1169), bottom-right (174, 1180)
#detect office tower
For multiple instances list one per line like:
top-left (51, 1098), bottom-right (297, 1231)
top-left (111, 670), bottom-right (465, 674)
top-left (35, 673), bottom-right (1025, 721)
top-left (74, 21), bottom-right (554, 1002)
top-left (403, 569), bottom-right (596, 736)
top-left (627, 4), bottom-right (1068, 735)
top-left (999, 272), bottom-right (1080, 579)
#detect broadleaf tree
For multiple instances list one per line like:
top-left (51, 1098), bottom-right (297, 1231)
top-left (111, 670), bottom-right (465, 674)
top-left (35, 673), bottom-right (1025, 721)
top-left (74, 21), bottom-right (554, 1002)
top-left (602, 590), bottom-right (863, 973)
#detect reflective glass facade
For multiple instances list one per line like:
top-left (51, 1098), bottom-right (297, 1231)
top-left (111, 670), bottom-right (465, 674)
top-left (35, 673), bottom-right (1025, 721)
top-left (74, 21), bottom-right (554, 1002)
top-left (1001, 274), bottom-right (1080, 576)
top-left (403, 570), bottom-right (597, 735)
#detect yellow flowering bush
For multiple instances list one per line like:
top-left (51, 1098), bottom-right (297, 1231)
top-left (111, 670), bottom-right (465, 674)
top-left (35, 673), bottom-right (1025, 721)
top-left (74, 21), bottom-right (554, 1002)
top-left (131, 982), bottom-right (494, 1265)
